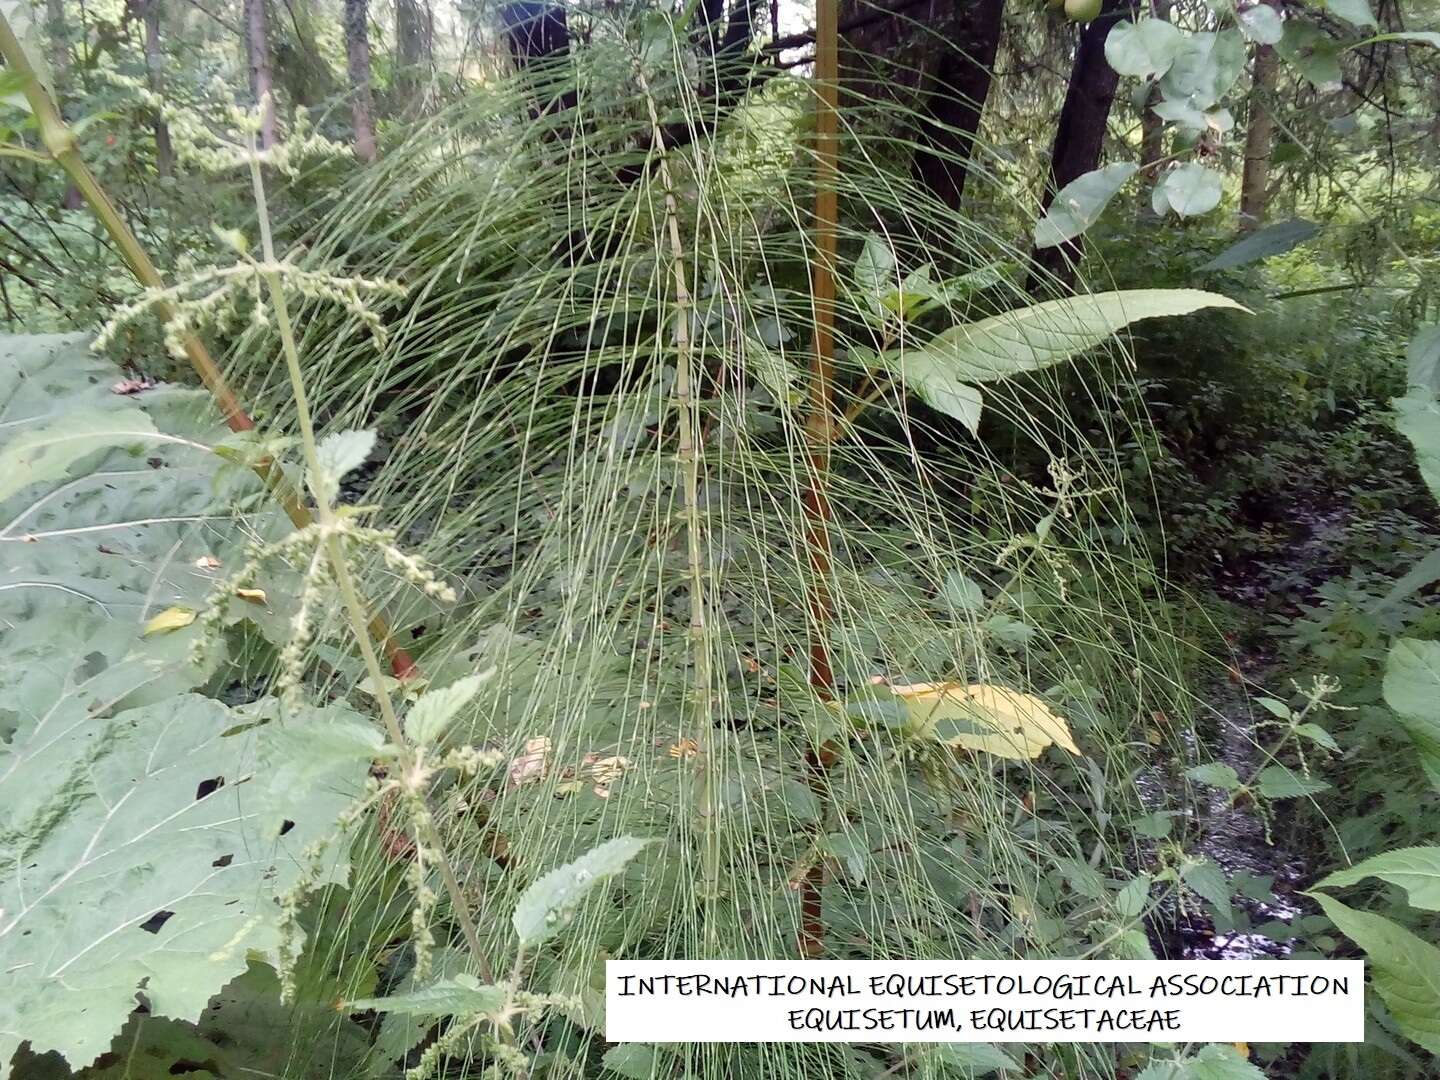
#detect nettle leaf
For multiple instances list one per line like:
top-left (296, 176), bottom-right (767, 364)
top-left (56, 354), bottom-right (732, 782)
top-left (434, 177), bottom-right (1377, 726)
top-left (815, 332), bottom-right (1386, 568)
top-left (886, 291), bottom-right (1246, 410)
top-left (1156, 163), bottom-right (1224, 217)
top-left (1237, 3), bottom-right (1284, 44)
top-left (312, 428), bottom-right (377, 505)
top-left (1255, 764), bottom-right (1330, 799)
top-left (404, 671), bottom-right (493, 746)
top-left (1180, 858), bottom-right (1233, 920)
top-left (1186, 762), bottom-right (1241, 789)
top-left (1105, 18), bottom-right (1185, 78)
top-left (1383, 639), bottom-right (1440, 792)
top-left (1314, 847), bottom-right (1440, 911)
top-left (1324, 0), bottom-right (1376, 29)
top-left (1136, 1044), bottom-right (1264, 1080)
top-left (512, 837), bottom-right (651, 947)
top-left (1311, 894), bottom-right (1440, 1055)
top-left (925, 1043), bottom-right (1020, 1074)
top-left (1034, 163), bottom-right (1138, 249)
top-left (1200, 218), bottom-right (1320, 270)
top-left (349, 974), bottom-right (506, 1017)
top-left (0, 693), bottom-right (372, 1074)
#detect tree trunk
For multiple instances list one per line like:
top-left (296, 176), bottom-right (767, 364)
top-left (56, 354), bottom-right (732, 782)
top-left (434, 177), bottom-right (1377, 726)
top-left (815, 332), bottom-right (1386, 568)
top-left (394, 0), bottom-right (433, 113)
top-left (910, 0), bottom-right (1005, 212)
top-left (1239, 42), bottom-right (1278, 232)
top-left (141, 0), bottom-right (174, 177)
top-left (244, 0), bottom-right (277, 148)
top-left (1028, 0), bottom-right (1134, 291)
top-left (344, 0), bottom-right (377, 161)
top-left (1137, 0), bottom-right (1170, 201)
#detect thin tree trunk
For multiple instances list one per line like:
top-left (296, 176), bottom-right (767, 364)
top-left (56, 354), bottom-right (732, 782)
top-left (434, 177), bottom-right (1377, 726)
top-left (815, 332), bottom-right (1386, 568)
top-left (141, 0), bottom-right (173, 177)
top-left (394, 0), bottom-right (433, 114)
top-left (1138, 0), bottom-right (1171, 201)
top-left (344, 0), bottom-right (377, 161)
top-left (243, 0), bottom-right (276, 148)
top-left (1239, 42), bottom-right (1277, 232)
top-left (911, 0), bottom-right (1005, 213)
top-left (1028, 0), bottom-right (1134, 291)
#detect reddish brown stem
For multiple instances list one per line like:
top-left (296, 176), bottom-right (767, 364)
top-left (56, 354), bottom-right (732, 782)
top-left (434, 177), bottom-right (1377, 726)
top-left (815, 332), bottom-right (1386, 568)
top-left (798, 0), bottom-right (839, 961)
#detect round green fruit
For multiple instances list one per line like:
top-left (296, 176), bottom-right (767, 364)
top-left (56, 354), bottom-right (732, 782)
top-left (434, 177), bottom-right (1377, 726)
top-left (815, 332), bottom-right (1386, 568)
top-left (1064, 0), bottom-right (1102, 21)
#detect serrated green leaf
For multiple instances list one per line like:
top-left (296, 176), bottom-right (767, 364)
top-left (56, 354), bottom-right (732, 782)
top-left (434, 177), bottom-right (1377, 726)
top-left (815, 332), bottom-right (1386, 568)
top-left (1255, 765), bottom-right (1330, 799)
top-left (1311, 893), bottom-right (1440, 1054)
top-left (512, 837), bottom-right (650, 946)
top-left (602, 1043), bottom-right (672, 1078)
top-left (1180, 858), bottom-right (1233, 919)
top-left (1383, 638), bottom-right (1440, 792)
top-left (925, 1042), bottom-right (1020, 1074)
top-left (404, 671), bottom-right (493, 746)
top-left (1116, 873), bottom-right (1152, 919)
top-left (887, 291), bottom-right (1247, 399)
top-left (1186, 762), bottom-right (1241, 789)
top-left (1314, 847), bottom-right (1440, 911)
top-left (853, 232), bottom-right (896, 322)
top-left (349, 974), bottom-right (506, 1017)
top-left (1136, 1044), bottom-right (1264, 1079)
top-left (1293, 722), bottom-right (1339, 752)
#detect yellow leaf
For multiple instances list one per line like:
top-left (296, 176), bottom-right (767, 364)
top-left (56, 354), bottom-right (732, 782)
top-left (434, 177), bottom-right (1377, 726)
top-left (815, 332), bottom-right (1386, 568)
top-left (1233, 1042), bottom-right (1250, 1058)
top-left (234, 587), bottom-right (268, 605)
top-left (142, 606), bottom-right (196, 637)
top-left (888, 681), bottom-right (1081, 760)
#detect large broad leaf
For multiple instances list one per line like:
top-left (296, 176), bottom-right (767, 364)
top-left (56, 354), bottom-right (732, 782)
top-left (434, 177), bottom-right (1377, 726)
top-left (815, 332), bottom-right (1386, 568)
top-left (0, 689), bottom-right (374, 1075)
top-left (1314, 847), bottom-right (1440, 911)
top-left (1311, 894), bottom-right (1440, 1055)
top-left (1160, 29), bottom-right (1246, 109)
top-left (1394, 392), bottom-right (1440, 504)
top-left (1325, 0), bottom-right (1377, 29)
top-left (512, 837), bottom-right (651, 947)
top-left (1033, 163), bottom-right (1138, 249)
top-left (1407, 325), bottom-right (1440, 396)
top-left (1200, 219), bottom-right (1320, 270)
top-left (1277, 22), bottom-right (1343, 90)
top-left (1105, 18), bottom-right (1184, 78)
top-left (349, 974), bottom-right (507, 1017)
top-left (1237, 4), bottom-right (1284, 44)
top-left (1383, 638), bottom-right (1440, 793)
top-left (0, 335), bottom-right (299, 693)
top-left (1155, 163), bottom-right (1224, 217)
top-left (886, 681), bottom-right (1081, 759)
top-left (887, 289), bottom-right (1245, 393)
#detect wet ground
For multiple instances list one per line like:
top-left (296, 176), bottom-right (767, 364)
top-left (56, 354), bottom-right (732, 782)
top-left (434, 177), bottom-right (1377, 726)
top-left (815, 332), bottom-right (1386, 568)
top-left (1165, 499), bottom-right (1351, 960)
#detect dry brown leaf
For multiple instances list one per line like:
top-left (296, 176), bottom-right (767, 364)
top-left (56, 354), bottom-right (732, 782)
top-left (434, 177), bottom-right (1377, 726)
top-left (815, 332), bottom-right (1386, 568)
top-left (234, 587), bottom-right (268, 605)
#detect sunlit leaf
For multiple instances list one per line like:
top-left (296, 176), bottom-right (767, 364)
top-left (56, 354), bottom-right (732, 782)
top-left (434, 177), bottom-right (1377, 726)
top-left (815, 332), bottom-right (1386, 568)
top-left (887, 681), bottom-right (1081, 759)
top-left (1383, 638), bottom-right (1440, 792)
top-left (349, 974), bottom-right (506, 1018)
